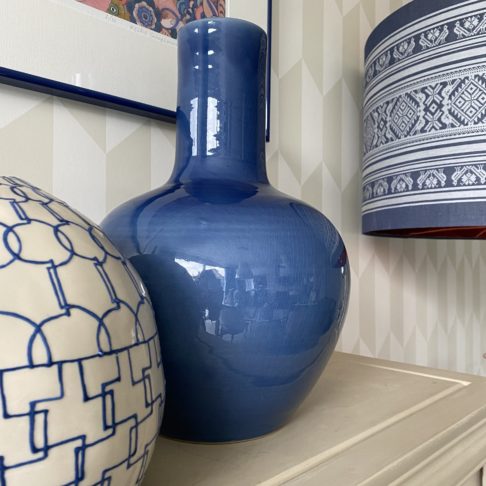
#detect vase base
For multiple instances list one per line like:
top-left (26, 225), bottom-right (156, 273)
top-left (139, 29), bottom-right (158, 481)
top-left (159, 420), bottom-right (288, 444)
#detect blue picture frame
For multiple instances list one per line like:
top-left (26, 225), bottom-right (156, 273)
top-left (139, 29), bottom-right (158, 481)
top-left (0, 0), bottom-right (272, 140)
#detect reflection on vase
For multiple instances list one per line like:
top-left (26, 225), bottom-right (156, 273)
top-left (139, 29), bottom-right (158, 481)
top-left (103, 181), bottom-right (349, 441)
top-left (101, 17), bottom-right (350, 442)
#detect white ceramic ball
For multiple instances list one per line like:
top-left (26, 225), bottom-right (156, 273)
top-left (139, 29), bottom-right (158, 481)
top-left (0, 177), bottom-right (164, 485)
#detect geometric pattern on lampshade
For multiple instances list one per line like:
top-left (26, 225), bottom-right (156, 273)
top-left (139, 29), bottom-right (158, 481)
top-left (363, 0), bottom-right (486, 238)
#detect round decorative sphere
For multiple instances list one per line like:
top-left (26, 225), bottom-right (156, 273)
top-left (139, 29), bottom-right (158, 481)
top-left (0, 177), bottom-right (164, 485)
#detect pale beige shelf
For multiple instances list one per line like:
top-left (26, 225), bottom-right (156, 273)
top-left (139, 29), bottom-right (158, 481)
top-left (143, 352), bottom-right (486, 486)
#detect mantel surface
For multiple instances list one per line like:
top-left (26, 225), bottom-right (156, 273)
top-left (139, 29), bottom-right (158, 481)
top-left (143, 352), bottom-right (486, 485)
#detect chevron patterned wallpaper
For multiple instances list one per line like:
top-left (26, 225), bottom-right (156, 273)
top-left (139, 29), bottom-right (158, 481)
top-left (1, 0), bottom-right (485, 376)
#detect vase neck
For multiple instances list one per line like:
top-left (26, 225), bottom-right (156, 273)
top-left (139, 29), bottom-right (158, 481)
top-left (169, 18), bottom-right (268, 185)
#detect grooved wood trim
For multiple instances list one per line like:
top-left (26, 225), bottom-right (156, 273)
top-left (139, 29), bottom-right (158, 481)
top-left (143, 352), bottom-right (486, 486)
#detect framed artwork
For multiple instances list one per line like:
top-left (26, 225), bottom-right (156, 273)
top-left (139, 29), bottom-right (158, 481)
top-left (0, 0), bottom-right (272, 139)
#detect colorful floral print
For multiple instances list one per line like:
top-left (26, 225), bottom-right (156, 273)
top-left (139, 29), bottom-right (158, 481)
top-left (131, 0), bottom-right (159, 29)
top-left (77, 0), bottom-right (225, 39)
top-left (107, 0), bottom-right (130, 20)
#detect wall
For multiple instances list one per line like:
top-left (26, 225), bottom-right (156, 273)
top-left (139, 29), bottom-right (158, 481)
top-left (0, 85), bottom-right (176, 223)
top-left (272, 0), bottom-right (486, 376)
top-left (0, 0), bottom-right (484, 375)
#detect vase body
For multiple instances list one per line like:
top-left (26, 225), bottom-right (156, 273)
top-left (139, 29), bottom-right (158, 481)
top-left (101, 18), bottom-right (350, 442)
top-left (0, 177), bottom-right (164, 485)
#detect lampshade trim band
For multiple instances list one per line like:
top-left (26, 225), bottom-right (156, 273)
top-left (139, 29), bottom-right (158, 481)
top-left (362, 200), bottom-right (486, 235)
top-left (363, 186), bottom-right (486, 215)
top-left (365, 0), bottom-right (480, 57)
top-left (365, 1), bottom-right (486, 88)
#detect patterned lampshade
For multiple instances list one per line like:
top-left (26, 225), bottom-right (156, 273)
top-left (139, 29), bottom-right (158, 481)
top-left (362, 0), bottom-right (486, 238)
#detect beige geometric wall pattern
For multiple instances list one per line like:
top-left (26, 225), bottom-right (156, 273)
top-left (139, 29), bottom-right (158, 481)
top-left (0, 0), bottom-right (484, 376)
top-left (272, 0), bottom-right (486, 377)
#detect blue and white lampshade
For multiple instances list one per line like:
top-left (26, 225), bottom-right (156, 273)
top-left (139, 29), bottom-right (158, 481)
top-left (363, 0), bottom-right (486, 238)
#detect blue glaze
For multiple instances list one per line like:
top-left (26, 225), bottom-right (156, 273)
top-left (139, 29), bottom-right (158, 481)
top-left (102, 18), bottom-right (350, 442)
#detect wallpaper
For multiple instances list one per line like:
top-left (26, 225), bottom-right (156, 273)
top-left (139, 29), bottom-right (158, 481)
top-left (0, 0), bottom-right (484, 376)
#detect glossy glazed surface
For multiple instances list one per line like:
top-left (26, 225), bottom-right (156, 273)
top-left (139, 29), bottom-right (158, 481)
top-left (102, 18), bottom-right (349, 442)
top-left (0, 177), bottom-right (164, 484)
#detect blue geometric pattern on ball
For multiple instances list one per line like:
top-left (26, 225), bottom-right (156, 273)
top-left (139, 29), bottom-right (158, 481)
top-left (0, 176), bottom-right (164, 485)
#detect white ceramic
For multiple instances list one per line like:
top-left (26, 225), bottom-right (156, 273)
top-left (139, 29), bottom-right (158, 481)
top-left (0, 177), bottom-right (164, 485)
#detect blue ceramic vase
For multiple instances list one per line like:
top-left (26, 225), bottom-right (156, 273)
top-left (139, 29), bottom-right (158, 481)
top-left (101, 18), bottom-right (350, 442)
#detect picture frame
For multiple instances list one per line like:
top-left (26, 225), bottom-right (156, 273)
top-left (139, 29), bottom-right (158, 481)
top-left (0, 0), bottom-right (272, 139)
